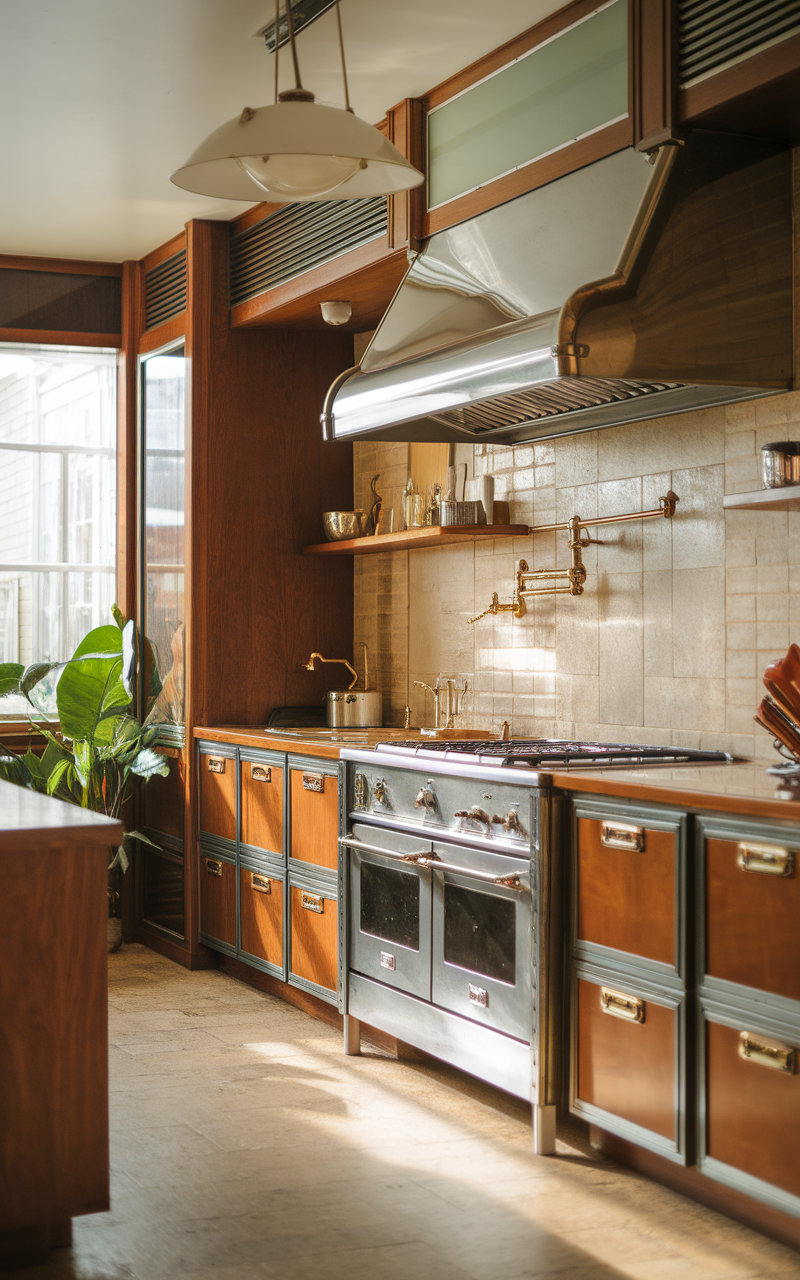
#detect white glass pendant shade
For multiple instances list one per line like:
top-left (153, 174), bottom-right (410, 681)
top-left (236, 152), bottom-right (361, 198)
top-left (170, 100), bottom-right (424, 202)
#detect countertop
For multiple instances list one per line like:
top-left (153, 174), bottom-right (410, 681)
top-left (194, 728), bottom-right (800, 823)
top-left (0, 778), bottom-right (123, 851)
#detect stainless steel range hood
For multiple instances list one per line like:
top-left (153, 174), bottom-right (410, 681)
top-left (323, 132), bottom-right (793, 445)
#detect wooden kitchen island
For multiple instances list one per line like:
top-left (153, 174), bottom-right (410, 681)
top-left (0, 781), bottom-right (121, 1270)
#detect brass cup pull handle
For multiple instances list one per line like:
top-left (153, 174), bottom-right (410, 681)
top-left (737, 842), bottom-right (794, 877)
top-left (205, 859), bottom-right (223, 877)
top-left (207, 757), bottom-right (226, 774)
top-left (251, 764), bottom-right (271, 783)
top-left (601, 821), bottom-right (645, 852)
top-left (301, 891), bottom-right (324, 914)
top-left (600, 987), bottom-right (645, 1023)
top-left (251, 873), bottom-right (271, 894)
top-left (739, 1031), bottom-right (797, 1073)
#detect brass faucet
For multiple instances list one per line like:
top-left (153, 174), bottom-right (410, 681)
top-left (414, 675), bottom-right (469, 729)
top-left (303, 653), bottom-right (358, 690)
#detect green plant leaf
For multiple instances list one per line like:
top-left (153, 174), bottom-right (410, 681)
top-left (108, 844), bottom-right (129, 873)
top-left (73, 739), bottom-right (92, 787)
top-left (46, 758), bottom-right (72, 797)
top-left (111, 603), bottom-right (127, 629)
top-left (21, 662), bottom-right (60, 699)
top-left (130, 748), bottom-right (171, 780)
top-left (56, 625), bottom-right (128, 743)
top-left (0, 663), bottom-right (24, 697)
top-left (125, 829), bottom-right (162, 850)
top-left (121, 619), bottom-right (137, 698)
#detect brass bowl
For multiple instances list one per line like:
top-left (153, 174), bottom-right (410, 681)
top-left (323, 510), bottom-right (367, 541)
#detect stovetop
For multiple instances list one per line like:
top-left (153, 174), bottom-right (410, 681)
top-left (375, 738), bottom-right (733, 769)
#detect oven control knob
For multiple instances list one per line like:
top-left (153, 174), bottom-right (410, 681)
top-left (414, 783), bottom-right (437, 812)
top-left (492, 807), bottom-right (525, 836)
top-left (374, 777), bottom-right (389, 806)
top-left (454, 806), bottom-right (491, 828)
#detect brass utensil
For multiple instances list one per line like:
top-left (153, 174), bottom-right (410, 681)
top-left (755, 697), bottom-right (800, 760)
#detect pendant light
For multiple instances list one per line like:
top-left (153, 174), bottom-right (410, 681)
top-left (170, 0), bottom-right (423, 203)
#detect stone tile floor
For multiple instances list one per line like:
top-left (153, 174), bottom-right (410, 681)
top-left (12, 944), bottom-right (800, 1279)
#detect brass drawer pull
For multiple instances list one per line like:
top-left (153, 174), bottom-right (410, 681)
top-left (601, 821), bottom-right (644, 852)
top-left (207, 757), bottom-right (226, 774)
top-left (302, 772), bottom-right (325, 793)
top-left (739, 1031), bottom-right (797, 1073)
top-left (301, 891), bottom-right (324, 914)
top-left (205, 859), bottom-right (223, 877)
top-left (737, 842), bottom-right (794, 878)
top-left (251, 764), bottom-right (271, 783)
top-left (600, 987), bottom-right (645, 1023)
top-left (251, 873), bottom-right (271, 894)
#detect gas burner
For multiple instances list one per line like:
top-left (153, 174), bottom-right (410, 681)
top-left (376, 739), bottom-right (732, 769)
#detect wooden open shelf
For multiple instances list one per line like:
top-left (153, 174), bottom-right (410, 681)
top-left (303, 523), bottom-right (529, 555)
top-left (723, 488), bottom-right (800, 513)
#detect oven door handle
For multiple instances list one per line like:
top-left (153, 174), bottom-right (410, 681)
top-left (338, 836), bottom-right (433, 864)
top-left (417, 857), bottom-right (527, 891)
top-left (340, 837), bottom-right (527, 890)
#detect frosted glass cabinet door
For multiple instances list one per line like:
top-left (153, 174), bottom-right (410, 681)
top-left (140, 345), bottom-right (186, 728)
top-left (427, 0), bottom-right (628, 209)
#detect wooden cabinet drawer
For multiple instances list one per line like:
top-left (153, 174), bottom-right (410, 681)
top-left (241, 759), bottom-right (283, 854)
top-left (704, 830), bottom-right (800, 1001)
top-left (199, 752), bottom-right (236, 843)
top-left (290, 768), bottom-right (338, 870)
top-left (199, 854), bottom-right (236, 949)
top-left (704, 1016), bottom-right (800, 1202)
top-left (290, 886), bottom-right (338, 993)
top-left (577, 811), bottom-right (678, 968)
top-left (142, 747), bottom-right (184, 840)
top-left (240, 867), bottom-right (283, 968)
top-left (574, 974), bottom-right (679, 1149)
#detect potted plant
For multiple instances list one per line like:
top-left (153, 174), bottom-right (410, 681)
top-left (0, 606), bottom-right (170, 951)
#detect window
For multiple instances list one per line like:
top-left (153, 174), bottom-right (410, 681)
top-left (0, 343), bottom-right (117, 716)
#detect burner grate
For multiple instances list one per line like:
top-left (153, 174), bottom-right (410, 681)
top-left (377, 739), bottom-right (731, 768)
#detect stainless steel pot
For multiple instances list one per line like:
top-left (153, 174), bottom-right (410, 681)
top-left (762, 441), bottom-right (800, 488)
top-left (326, 689), bottom-right (383, 727)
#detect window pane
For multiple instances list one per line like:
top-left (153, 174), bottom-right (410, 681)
top-left (0, 344), bottom-right (117, 718)
top-left (428, 0), bottom-right (628, 209)
top-left (142, 350), bottom-right (186, 727)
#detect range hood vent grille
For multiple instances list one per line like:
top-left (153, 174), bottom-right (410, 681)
top-left (678, 0), bottom-right (800, 86)
top-left (428, 378), bottom-right (683, 434)
top-left (229, 197), bottom-right (387, 308)
top-left (144, 250), bottom-right (187, 331)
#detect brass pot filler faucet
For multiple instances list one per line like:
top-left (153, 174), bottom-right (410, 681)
top-left (468, 491), bottom-right (678, 624)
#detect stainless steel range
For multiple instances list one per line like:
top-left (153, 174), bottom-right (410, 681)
top-left (338, 739), bottom-right (730, 1153)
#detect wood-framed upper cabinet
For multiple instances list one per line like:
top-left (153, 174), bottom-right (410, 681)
top-left (227, 101), bottom-right (423, 334)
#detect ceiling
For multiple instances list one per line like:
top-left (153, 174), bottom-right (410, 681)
top-left (0, 0), bottom-right (562, 265)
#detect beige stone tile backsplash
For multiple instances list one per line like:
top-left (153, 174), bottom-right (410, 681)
top-left (353, 392), bottom-right (800, 762)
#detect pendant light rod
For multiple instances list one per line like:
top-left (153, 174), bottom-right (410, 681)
top-left (285, 0), bottom-right (304, 92)
top-left (274, 0), bottom-right (280, 103)
top-left (335, 1), bottom-right (352, 113)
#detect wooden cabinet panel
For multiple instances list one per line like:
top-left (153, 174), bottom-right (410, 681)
top-left (577, 816), bottom-right (676, 966)
top-left (290, 887), bottom-right (338, 992)
top-left (240, 868), bottom-right (283, 968)
top-left (706, 1019), bottom-right (800, 1200)
top-left (142, 747), bottom-right (184, 840)
top-left (705, 835), bottom-right (800, 1001)
top-left (199, 754), bottom-right (236, 843)
top-left (199, 855), bottom-right (236, 948)
top-left (241, 761), bottom-right (283, 854)
top-left (576, 977), bottom-right (676, 1141)
top-left (290, 769), bottom-right (338, 870)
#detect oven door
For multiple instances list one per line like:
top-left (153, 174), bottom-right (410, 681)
top-left (346, 823), bottom-right (432, 1001)
top-left (431, 840), bottom-right (532, 1042)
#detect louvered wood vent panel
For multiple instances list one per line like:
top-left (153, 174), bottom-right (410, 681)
top-left (144, 250), bottom-right (187, 331)
top-left (679, 0), bottom-right (800, 86)
top-left (229, 198), bottom-right (387, 308)
top-left (428, 378), bottom-right (683, 436)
